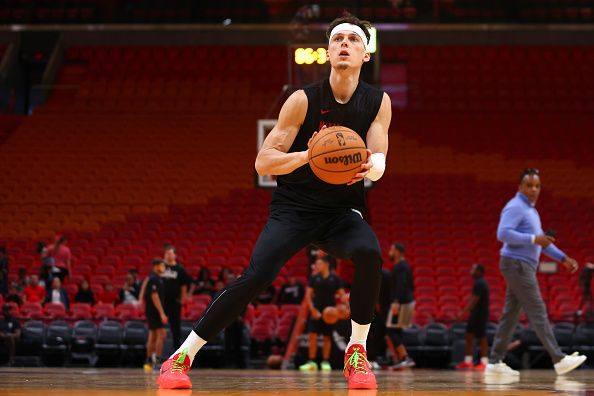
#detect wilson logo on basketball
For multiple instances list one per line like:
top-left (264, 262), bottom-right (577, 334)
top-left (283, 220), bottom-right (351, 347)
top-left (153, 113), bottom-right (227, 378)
top-left (324, 152), bottom-right (363, 166)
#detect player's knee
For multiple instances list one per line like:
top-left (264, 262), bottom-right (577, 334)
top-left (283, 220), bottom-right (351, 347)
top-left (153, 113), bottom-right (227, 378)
top-left (351, 244), bottom-right (382, 267)
top-left (243, 271), bottom-right (275, 292)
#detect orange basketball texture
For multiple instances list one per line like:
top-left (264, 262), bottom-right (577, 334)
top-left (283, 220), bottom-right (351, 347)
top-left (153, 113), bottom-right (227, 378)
top-left (308, 126), bottom-right (368, 185)
top-left (322, 306), bottom-right (339, 325)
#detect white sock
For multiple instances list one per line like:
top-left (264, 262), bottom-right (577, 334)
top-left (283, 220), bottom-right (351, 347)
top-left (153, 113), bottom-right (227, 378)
top-left (347, 320), bottom-right (370, 351)
top-left (480, 357), bottom-right (488, 365)
top-left (151, 352), bottom-right (157, 364)
top-left (170, 331), bottom-right (207, 364)
top-left (464, 355), bottom-right (473, 364)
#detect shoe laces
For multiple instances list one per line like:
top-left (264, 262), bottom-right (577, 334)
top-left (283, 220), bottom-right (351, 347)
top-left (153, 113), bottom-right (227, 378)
top-left (170, 351), bottom-right (189, 374)
top-left (344, 347), bottom-right (370, 374)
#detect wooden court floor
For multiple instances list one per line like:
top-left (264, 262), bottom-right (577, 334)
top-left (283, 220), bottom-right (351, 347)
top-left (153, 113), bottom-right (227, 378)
top-left (0, 367), bottom-right (593, 395)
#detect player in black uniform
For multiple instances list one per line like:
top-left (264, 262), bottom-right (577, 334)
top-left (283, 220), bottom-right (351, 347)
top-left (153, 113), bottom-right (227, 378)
top-left (161, 244), bottom-right (193, 349)
top-left (456, 264), bottom-right (490, 370)
top-left (144, 259), bottom-right (168, 372)
top-left (158, 14), bottom-right (391, 390)
top-left (300, 256), bottom-right (345, 371)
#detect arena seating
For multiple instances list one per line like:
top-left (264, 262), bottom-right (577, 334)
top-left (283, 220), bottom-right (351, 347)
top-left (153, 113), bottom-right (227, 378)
top-left (383, 46), bottom-right (594, 114)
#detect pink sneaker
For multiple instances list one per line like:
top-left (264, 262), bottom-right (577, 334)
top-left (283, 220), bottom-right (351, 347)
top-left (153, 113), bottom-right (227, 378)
top-left (157, 351), bottom-right (192, 389)
top-left (343, 344), bottom-right (377, 390)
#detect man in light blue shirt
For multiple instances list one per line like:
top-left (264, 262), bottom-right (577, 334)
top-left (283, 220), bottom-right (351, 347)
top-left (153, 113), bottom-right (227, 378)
top-left (487, 168), bottom-right (586, 376)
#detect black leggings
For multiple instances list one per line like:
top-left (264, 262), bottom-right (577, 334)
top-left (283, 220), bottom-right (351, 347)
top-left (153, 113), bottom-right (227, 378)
top-left (194, 207), bottom-right (383, 340)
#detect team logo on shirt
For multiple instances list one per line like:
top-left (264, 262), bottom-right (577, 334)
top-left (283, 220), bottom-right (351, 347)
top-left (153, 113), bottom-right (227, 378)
top-left (161, 268), bottom-right (179, 279)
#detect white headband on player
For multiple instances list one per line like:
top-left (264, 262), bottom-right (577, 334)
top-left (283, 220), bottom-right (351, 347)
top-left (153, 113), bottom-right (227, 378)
top-left (328, 23), bottom-right (369, 51)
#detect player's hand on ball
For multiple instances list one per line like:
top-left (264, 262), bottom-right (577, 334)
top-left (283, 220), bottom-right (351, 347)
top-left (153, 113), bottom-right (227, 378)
top-left (307, 126), bottom-right (327, 150)
top-left (347, 149), bottom-right (373, 186)
top-left (562, 257), bottom-right (579, 274)
top-left (534, 234), bottom-right (555, 248)
top-left (312, 309), bottom-right (322, 320)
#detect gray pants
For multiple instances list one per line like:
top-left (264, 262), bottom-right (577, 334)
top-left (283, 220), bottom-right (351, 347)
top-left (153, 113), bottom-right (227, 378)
top-left (489, 256), bottom-right (565, 364)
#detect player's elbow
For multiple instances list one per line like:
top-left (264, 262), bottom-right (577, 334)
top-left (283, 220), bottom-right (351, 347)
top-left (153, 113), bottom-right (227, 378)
top-left (254, 156), bottom-right (269, 176)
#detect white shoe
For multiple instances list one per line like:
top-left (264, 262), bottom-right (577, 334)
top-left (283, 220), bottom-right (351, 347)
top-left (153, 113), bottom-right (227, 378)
top-left (485, 361), bottom-right (520, 376)
top-left (554, 352), bottom-right (587, 375)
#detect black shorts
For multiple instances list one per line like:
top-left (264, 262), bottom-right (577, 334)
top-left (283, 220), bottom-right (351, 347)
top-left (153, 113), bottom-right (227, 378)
top-left (466, 315), bottom-right (487, 338)
top-left (147, 311), bottom-right (164, 330)
top-left (308, 318), bottom-right (334, 336)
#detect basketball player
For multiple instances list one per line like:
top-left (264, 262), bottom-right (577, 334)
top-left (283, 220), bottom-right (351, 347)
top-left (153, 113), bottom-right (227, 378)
top-left (158, 14), bottom-right (390, 389)
top-left (144, 259), bottom-right (168, 372)
top-left (387, 243), bottom-right (415, 369)
top-left (487, 168), bottom-right (587, 375)
top-left (299, 255), bottom-right (345, 371)
top-left (161, 244), bottom-right (192, 350)
top-left (456, 264), bottom-right (489, 371)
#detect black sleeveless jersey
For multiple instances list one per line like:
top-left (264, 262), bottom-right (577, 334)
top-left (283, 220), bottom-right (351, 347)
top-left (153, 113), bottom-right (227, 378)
top-left (271, 79), bottom-right (384, 213)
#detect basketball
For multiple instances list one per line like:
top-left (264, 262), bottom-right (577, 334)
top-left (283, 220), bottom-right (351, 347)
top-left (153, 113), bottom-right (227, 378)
top-left (266, 354), bottom-right (283, 369)
top-left (322, 306), bottom-right (339, 324)
top-left (336, 303), bottom-right (350, 321)
top-left (308, 126), bottom-right (368, 185)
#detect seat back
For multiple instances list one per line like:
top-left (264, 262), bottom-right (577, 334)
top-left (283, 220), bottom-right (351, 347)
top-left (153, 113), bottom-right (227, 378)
top-left (123, 320), bottom-right (147, 345)
top-left (97, 320), bottom-right (123, 344)
top-left (424, 322), bottom-right (449, 346)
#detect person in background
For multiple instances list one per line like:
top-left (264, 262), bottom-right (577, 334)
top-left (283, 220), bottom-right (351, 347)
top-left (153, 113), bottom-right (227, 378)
top-left (128, 268), bottom-right (142, 296)
top-left (50, 235), bottom-right (72, 281)
top-left (75, 279), bottom-right (95, 305)
top-left (299, 256), bottom-right (345, 372)
top-left (5, 283), bottom-right (23, 307)
top-left (44, 277), bottom-right (69, 311)
top-left (488, 168), bottom-right (586, 376)
top-left (23, 275), bottom-right (46, 304)
top-left (192, 267), bottom-right (215, 296)
top-left (255, 284), bottom-right (277, 305)
top-left (161, 244), bottom-right (192, 350)
top-left (98, 282), bottom-right (119, 305)
top-left (215, 267), bottom-right (233, 292)
top-left (456, 264), bottom-right (489, 370)
top-left (0, 247), bottom-right (8, 296)
top-left (16, 267), bottom-right (30, 292)
top-left (278, 276), bottom-right (305, 305)
top-left (120, 273), bottom-right (140, 305)
top-left (37, 241), bottom-right (56, 288)
top-left (387, 243), bottom-right (416, 369)
top-left (144, 259), bottom-right (168, 372)
top-left (0, 304), bottom-right (21, 366)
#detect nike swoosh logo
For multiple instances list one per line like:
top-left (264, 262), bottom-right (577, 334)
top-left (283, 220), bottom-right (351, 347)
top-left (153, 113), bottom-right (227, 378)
top-left (320, 109), bottom-right (331, 114)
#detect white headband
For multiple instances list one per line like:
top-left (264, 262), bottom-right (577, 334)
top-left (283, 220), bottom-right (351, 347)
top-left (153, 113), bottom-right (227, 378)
top-left (328, 23), bottom-right (369, 51)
